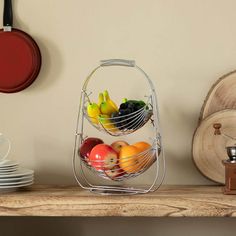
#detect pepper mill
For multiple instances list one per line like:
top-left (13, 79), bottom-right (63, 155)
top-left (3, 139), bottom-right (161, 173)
top-left (213, 123), bottom-right (236, 194)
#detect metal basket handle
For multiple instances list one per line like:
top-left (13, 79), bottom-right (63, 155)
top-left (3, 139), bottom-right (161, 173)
top-left (83, 59), bottom-right (153, 91)
top-left (100, 59), bottom-right (135, 67)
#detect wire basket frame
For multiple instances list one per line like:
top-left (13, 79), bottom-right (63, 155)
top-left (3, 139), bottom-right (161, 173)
top-left (72, 59), bottom-right (165, 195)
top-left (83, 93), bottom-right (153, 136)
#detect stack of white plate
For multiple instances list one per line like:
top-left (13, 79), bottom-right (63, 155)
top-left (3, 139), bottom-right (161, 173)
top-left (0, 133), bottom-right (34, 192)
top-left (0, 159), bottom-right (34, 191)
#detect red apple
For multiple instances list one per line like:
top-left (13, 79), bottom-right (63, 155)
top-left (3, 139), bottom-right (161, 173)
top-left (105, 165), bottom-right (126, 180)
top-left (79, 137), bottom-right (104, 163)
top-left (111, 140), bottom-right (129, 154)
top-left (89, 144), bottom-right (118, 171)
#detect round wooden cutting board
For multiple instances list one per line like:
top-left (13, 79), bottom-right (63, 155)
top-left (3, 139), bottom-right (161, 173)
top-left (193, 109), bottom-right (236, 184)
top-left (200, 70), bottom-right (236, 120)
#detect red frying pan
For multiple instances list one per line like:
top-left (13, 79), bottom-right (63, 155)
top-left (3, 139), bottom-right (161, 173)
top-left (0, 0), bottom-right (41, 93)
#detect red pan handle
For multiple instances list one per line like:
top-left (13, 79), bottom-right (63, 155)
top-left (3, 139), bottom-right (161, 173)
top-left (3, 0), bottom-right (12, 31)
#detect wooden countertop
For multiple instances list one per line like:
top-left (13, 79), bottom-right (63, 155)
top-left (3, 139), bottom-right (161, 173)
top-left (0, 185), bottom-right (235, 217)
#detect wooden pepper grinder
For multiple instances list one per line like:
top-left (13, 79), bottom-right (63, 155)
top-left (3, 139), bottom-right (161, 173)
top-left (213, 123), bottom-right (236, 194)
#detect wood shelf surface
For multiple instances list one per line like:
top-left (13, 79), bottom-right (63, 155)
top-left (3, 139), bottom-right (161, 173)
top-left (0, 185), bottom-right (235, 217)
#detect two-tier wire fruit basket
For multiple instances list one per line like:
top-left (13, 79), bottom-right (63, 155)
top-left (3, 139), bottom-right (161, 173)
top-left (72, 59), bottom-right (165, 195)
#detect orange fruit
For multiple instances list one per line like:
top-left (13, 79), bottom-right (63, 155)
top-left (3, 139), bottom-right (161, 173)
top-left (119, 145), bottom-right (145, 173)
top-left (132, 141), bottom-right (151, 152)
top-left (133, 141), bottom-right (154, 169)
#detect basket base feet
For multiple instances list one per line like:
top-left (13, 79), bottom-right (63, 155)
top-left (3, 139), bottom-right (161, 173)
top-left (90, 188), bottom-right (141, 195)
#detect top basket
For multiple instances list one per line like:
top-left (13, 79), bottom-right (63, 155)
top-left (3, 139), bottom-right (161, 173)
top-left (83, 92), bottom-right (153, 136)
top-left (79, 59), bottom-right (159, 136)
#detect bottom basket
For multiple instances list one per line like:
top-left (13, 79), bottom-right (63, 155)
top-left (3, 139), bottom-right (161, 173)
top-left (73, 133), bottom-right (165, 195)
top-left (79, 140), bottom-right (157, 182)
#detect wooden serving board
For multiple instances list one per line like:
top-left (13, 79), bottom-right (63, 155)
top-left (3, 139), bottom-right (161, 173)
top-left (193, 109), bottom-right (236, 184)
top-left (200, 70), bottom-right (236, 120)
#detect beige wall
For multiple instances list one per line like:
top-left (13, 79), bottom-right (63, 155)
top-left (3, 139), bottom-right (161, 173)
top-left (1, 0), bottom-right (236, 235)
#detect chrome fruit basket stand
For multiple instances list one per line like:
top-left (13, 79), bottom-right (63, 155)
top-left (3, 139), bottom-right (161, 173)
top-left (72, 59), bottom-right (165, 194)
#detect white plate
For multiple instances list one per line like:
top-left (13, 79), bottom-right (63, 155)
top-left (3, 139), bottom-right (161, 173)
top-left (0, 161), bottom-right (19, 168)
top-left (0, 168), bottom-right (18, 173)
top-left (0, 159), bottom-right (18, 165)
top-left (0, 167), bottom-right (19, 172)
top-left (0, 175), bottom-right (33, 183)
top-left (0, 178), bottom-right (33, 186)
top-left (0, 167), bottom-right (18, 171)
top-left (0, 174), bottom-right (33, 180)
top-left (0, 165), bottom-right (19, 169)
top-left (0, 181), bottom-right (33, 190)
top-left (0, 166), bottom-right (18, 170)
top-left (0, 163), bottom-right (18, 168)
top-left (0, 169), bottom-right (33, 178)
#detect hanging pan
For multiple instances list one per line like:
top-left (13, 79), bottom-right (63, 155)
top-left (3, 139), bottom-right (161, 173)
top-left (0, 0), bottom-right (41, 93)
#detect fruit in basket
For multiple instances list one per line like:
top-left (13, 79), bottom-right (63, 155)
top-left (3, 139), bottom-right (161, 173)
top-left (121, 99), bottom-right (147, 112)
top-left (79, 137), bottom-right (104, 163)
top-left (87, 102), bottom-right (100, 124)
top-left (119, 142), bottom-right (152, 173)
top-left (119, 145), bottom-right (142, 173)
top-left (120, 111), bottom-right (135, 130)
top-left (98, 93), bottom-right (104, 107)
top-left (111, 110), bottom-right (131, 130)
top-left (104, 165), bottom-right (125, 179)
top-left (103, 90), bottom-right (118, 111)
top-left (110, 99), bottom-right (150, 130)
top-left (111, 112), bottom-right (124, 129)
top-left (133, 141), bottom-right (154, 168)
top-left (111, 140), bottom-right (129, 154)
top-left (89, 144), bottom-right (118, 171)
top-left (133, 141), bottom-right (151, 152)
top-left (100, 101), bottom-right (117, 116)
top-left (100, 90), bottom-right (118, 115)
top-left (98, 114), bottom-right (118, 132)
